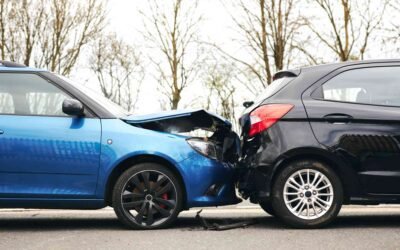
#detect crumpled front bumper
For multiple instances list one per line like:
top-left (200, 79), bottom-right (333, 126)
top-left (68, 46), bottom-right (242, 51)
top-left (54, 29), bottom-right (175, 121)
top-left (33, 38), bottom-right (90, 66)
top-left (178, 153), bottom-right (241, 208)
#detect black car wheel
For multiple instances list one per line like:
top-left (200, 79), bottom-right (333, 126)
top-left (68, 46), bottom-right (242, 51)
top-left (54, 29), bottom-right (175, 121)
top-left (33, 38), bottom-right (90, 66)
top-left (271, 160), bottom-right (343, 228)
top-left (113, 163), bottom-right (183, 229)
top-left (259, 201), bottom-right (275, 216)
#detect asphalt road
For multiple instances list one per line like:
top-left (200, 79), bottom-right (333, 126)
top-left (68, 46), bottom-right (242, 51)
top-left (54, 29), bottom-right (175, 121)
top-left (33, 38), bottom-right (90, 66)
top-left (1, 205), bottom-right (400, 250)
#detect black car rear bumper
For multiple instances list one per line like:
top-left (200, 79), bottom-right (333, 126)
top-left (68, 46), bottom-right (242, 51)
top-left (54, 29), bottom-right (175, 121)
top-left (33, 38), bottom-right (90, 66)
top-left (236, 161), bottom-right (274, 203)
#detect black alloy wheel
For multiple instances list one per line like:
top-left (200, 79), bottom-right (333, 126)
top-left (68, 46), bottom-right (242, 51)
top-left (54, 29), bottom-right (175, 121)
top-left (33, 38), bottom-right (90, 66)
top-left (113, 163), bottom-right (183, 229)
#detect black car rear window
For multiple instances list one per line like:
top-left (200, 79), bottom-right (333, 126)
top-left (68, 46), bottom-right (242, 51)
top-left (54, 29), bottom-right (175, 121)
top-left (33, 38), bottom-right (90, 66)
top-left (253, 77), bottom-right (295, 104)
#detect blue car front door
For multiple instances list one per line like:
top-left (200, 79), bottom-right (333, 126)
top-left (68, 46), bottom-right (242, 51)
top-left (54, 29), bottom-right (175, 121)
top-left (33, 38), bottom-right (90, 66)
top-left (0, 73), bottom-right (101, 198)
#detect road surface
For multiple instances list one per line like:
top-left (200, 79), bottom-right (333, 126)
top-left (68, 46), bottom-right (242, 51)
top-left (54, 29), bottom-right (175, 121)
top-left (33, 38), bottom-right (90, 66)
top-left (1, 205), bottom-right (400, 249)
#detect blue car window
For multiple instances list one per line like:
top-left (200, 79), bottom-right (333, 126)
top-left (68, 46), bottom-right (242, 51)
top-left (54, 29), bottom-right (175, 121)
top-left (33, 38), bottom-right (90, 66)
top-left (0, 73), bottom-right (71, 116)
top-left (0, 92), bottom-right (14, 114)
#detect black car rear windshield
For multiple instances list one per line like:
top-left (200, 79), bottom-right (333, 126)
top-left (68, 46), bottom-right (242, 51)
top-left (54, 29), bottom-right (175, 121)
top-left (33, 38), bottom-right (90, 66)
top-left (253, 77), bottom-right (295, 104)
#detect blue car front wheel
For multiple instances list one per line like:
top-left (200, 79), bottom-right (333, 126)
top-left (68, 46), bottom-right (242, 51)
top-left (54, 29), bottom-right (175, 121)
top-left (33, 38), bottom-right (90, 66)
top-left (112, 163), bottom-right (183, 229)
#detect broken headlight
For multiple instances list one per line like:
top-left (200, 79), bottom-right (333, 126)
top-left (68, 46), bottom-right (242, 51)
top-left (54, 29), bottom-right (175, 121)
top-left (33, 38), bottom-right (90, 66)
top-left (186, 138), bottom-right (222, 161)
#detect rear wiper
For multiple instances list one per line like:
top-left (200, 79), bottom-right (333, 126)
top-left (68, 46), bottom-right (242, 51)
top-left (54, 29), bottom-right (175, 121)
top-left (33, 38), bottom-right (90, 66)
top-left (243, 101), bottom-right (254, 108)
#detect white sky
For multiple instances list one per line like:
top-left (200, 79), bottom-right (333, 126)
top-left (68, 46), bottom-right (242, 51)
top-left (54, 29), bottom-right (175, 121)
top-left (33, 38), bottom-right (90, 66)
top-left (107, 1), bottom-right (231, 46)
top-left (76, 0), bottom-right (235, 114)
top-left (74, 0), bottom-right (247, 114)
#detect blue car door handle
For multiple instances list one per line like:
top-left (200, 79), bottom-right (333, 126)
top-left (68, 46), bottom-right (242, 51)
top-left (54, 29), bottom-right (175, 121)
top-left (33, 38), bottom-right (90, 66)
top-left (0, 130), bottom-right (3, 135)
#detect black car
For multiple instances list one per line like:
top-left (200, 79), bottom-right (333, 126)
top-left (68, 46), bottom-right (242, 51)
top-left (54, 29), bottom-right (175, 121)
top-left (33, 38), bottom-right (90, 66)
top-left (238, 59), bottom-right (400, 228)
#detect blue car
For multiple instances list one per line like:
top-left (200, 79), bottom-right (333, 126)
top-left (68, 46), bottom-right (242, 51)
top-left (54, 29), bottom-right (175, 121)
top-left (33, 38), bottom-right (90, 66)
top-left (0, 61), bottom-right (241, 229)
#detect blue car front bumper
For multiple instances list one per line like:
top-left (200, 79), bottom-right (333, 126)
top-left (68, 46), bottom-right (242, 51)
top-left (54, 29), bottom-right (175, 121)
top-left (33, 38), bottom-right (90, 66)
top-left (177, 152), bottom-right (241, 208)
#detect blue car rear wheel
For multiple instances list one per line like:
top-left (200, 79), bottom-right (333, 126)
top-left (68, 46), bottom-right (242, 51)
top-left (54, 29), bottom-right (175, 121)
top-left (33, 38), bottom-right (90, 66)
top-left (112, 163), bottom-right (183, 229)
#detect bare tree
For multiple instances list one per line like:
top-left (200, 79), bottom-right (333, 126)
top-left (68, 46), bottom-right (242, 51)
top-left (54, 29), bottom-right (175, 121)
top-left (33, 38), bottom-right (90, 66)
top-left (37, 0), bottom-right (107, 75)
top-left (0, 0), bottom-right (22, 61)
top-left (140, 0), bottom-right (202, 110)
top-left (309, 0), bottom-right (388, 61)
top-left (17, 0), bottom-right (47, 66)
top-left (219, 0), bottom-right (304, 92)
top-left (387, 0), bottom-right (400, 53)
top-left (0, 0), bottom-right (106, 75)
top-left (203, 56), bottom-right (237, 129)
top-left (90, 33), bottom-right (144, 112)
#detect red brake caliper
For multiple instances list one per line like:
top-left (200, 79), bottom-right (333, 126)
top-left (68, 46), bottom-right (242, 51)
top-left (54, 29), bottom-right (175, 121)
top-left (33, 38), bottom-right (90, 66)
top-left (160, 193), bottom-right (168, 209)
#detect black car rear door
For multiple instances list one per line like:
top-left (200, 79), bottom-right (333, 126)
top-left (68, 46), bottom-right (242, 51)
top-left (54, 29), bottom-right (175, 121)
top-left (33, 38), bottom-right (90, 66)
top-left (302, 64), bottom-right (400, 195)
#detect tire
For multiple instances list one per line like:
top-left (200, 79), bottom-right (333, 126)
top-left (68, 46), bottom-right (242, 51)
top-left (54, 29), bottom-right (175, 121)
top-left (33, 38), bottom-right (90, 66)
top-left (112, 163), bottom-right (183, 229)
top-left (271, 160), bottom-right (343, 228)
top-left (259, 201), bottom-right (275, 216)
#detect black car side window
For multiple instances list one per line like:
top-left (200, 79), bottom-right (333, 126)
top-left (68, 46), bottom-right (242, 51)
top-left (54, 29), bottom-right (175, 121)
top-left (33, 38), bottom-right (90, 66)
top-left (0, 73), bottom-right (71, 116)
top-left (320, 67), bottom-right (400, 107)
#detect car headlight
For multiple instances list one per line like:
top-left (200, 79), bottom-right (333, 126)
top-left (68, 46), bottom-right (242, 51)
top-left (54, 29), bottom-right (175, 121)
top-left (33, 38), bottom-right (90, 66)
top-left (186, 138), bottom-right (220, 160)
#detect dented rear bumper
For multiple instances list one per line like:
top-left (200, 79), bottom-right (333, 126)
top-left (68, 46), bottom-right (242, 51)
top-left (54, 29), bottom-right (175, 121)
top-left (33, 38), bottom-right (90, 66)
top-left (236, 164), bottom-right (272, 203)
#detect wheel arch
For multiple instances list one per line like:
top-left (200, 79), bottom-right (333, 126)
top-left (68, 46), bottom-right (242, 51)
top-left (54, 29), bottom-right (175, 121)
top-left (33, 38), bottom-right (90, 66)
top-left (270, 147), bottom-right (361, 202)
top-left (104, 154), bottom-right (187, 207)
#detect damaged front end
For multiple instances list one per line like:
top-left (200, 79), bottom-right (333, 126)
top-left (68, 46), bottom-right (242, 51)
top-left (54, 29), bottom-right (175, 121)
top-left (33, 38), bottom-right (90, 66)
top-left (123, 109), bottom-right (241, 164)
top-left (122, 109), bottom-right (242, 207)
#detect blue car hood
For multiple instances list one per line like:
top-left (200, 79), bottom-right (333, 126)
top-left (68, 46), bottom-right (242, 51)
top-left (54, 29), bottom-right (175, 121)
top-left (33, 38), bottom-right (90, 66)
top-left (122, 109), bottom-right (232, 133)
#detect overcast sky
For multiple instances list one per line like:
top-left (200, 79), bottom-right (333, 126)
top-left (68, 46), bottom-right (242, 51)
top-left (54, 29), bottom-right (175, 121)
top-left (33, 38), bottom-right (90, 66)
top-left (76, 0), bottom-right (241, 114)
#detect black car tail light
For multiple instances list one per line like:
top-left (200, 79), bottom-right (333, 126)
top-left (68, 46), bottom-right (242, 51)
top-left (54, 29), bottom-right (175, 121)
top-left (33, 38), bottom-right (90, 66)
top-left (248, 104), bottom-right (294, 137)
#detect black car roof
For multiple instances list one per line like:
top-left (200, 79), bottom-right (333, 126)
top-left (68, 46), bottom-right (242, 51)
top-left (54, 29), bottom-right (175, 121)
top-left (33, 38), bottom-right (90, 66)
top-left (300, 59), bottom-right (400, 72)
top-left (269, 59), bottom-right (400, 102)
top-left (274, 59), bottom-right (400, 81)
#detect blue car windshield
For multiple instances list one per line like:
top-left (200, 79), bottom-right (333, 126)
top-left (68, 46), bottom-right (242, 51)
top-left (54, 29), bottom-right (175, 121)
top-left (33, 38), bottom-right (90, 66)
top-left (56, 74), bottom-right (129, 117)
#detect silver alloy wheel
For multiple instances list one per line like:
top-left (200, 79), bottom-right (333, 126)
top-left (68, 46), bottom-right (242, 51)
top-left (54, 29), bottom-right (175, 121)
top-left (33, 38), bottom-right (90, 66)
top-left (283, 169), bottom-right (334, 220)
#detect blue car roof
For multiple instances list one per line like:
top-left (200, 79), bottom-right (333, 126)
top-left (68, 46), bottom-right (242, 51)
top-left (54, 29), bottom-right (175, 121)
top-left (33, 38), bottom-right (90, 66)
top-left (0, 61), bottom-right (45, 72)
top-left (0, 67), bottom-right (45, 72)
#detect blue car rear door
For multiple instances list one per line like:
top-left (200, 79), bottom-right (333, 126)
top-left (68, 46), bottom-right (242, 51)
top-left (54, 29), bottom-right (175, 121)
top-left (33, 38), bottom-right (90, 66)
top-left (0, 72), bottom-right (101, 198)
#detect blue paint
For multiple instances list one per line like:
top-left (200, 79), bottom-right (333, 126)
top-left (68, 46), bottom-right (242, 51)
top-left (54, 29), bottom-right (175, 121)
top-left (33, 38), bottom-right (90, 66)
top-left (0, 115), bottom-right (101, 198)
top-left (0, 67), bottom-right (239, 209)
top-left (96, 119), bottom-right (238, 208)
